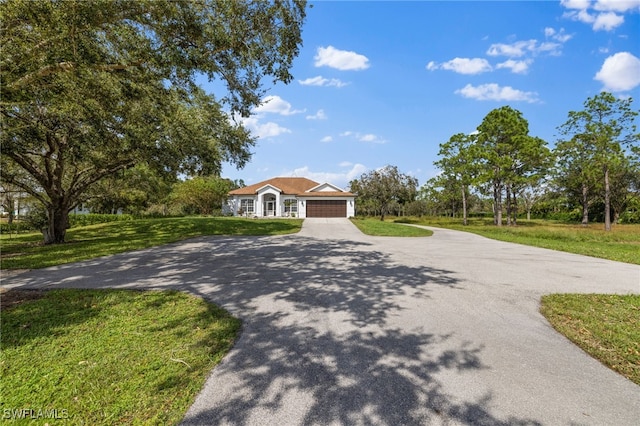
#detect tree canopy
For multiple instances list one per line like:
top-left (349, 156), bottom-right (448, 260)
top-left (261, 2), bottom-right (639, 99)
top-left (0, 0), bottom-right (307, 243)
top-left (557, 92), bottom-right (638, 230)
top-left (350, 165), bottom-right (418, 221)
top-left (435, 133), bottom-right (478, 225)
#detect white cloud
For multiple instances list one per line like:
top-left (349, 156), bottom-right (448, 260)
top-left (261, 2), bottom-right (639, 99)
top-left (314, 46), bottom-right (370, 71)
top-left (455, 83), bottom-right (540, 103)
top-left (594, 51), bottom-right (640, 91)
top-left (358, 134), bottom-right (381, 143)
top-left (306, 109), bottom-right (327, 120)
top-left (339, 130), bottom-right (386, 144)
top-left (254, 95), bottom-right (304, 116)
top-left (239, 117), bottom-right (291, 139)
top-left (496, 59), bottom-right (532, 74)
top-left (487, 40), bottom-right (537, 57)
top-left (593, 11), bottom-right (625, 30)
top-left (346, 163), bottom-right (368, 180)
top-left (537, 42), bottom-right (563, 55)
top-left (594, 0), bottom-right (640, 13)
top-left (298, 75), bottom-right (348, 88)
top-left (545, 27), bottom-right (573, 43)
top-left (561, 0), bottom-right (630, 31)
top-left (321, 136), bottom-right (333, 143)
top-left (426, 57), bottom-right (492, 74)
top-left (487, 39), bottom-right (565, 57)
top-left (561, 0), bottom-right (591, 9)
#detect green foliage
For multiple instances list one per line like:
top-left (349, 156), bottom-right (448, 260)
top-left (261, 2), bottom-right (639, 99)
top-left (0, 221), bottom-right (37, 234)
top-left (170, 176), bottom-right (233, 215)
top-left (540, 294), bottom-right (640, 385)
top-left (556, 92), bottom-right (639, 230)
top-left (475, 106), bottom-right (551, 226)
top-left (428, 94), bottom-right (638, 227)
top-left (0, 0), bottom-right (307, 244)
top-left (68, 213), bottom-right (134, 228)
top-left (619, 198), bottom-right (640, 224)
top-left (86, 164), bottom-right (173, 215)
top-left (435, 133), bottom-right (478, 225)
top-left (23, 203), bottom-right (48, 231)
top-left (350, 165), bottom-right (419, 220)
top-left (1, 289), bottom-right (241, 424)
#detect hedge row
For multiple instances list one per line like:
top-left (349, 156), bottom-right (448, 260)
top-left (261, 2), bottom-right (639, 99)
top-left (1, 214), bottom-right (135, 234)
top-left (68, 213), bottom-right (135, 228)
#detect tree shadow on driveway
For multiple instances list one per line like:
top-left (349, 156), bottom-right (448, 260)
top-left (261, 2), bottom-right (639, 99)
top-left (4, 234), bottom-right (541, 425)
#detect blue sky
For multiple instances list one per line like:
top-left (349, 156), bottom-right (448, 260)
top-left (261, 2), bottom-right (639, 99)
top-left (214, 0), bottom-right (640, 189)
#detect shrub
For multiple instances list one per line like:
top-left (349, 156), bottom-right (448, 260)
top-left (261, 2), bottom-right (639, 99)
top-left (68, 214), bottom-right (134, 228)
top-left (619, 200), bottom-right (640, 223)
top-left (0, 221), bottom-right (38, 234)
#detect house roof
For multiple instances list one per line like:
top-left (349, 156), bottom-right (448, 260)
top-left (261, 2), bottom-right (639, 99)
top-left (228, 177), bottom-right (355, 197)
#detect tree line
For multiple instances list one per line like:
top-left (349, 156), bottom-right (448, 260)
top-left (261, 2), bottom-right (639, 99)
top-left (350, 93), bottom-right (639, 231)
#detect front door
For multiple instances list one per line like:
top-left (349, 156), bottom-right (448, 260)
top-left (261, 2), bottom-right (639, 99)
top-left (263, 194), bottom-right (276, 216)
top-left (264, 200), bottom-right (275, 216)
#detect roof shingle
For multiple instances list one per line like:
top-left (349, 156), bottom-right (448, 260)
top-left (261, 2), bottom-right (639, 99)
top-left (228, 177), bottom-right (354, 196)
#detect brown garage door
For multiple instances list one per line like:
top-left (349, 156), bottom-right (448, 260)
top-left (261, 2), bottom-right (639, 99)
top-left (306, 200), bottom-right (347, 217)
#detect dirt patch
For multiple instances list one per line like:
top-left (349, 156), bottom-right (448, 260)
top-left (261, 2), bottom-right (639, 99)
top-left (0, 288), bottom-right (48, 310)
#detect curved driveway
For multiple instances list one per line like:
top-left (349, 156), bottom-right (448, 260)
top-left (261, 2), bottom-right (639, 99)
top-left (3, 218), bottom-right (639, 425)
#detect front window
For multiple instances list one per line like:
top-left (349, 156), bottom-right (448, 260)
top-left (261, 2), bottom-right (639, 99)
top-left (284, 199), bottom-right (297, 213)
top-left (240, 199), bottom-right (254, 213)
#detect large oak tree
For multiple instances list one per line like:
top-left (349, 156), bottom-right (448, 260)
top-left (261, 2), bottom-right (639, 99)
top-left (0, 0), bottom-right (306, 243)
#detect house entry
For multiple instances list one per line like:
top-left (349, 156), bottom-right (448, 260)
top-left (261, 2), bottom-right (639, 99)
top-left (263, 194), bottom-right (276, 216)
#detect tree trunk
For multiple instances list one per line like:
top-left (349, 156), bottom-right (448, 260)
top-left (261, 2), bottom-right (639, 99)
top-left (604, 166), bottom-right (611, 231)
top-left (512, 189), bottom-right (517, 226)
top-left (581, 183), bottom-right (589, 227)
top-left (494, 182), bottom-right (502, 226)
top-left (461, 184), bottom-right (468, 226)
top-left (506, 186), bottom-right (512, 226)
top-left (44, 203), bottom-right (70, 244)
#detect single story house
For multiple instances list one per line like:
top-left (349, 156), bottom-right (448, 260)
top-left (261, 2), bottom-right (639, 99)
top-left (226, 177), bottom-right (355, 218)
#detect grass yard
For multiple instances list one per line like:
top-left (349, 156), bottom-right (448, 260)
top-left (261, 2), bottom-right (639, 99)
top-left (396, 217), bottom-right (640, 265)
top-left (540, 294), bottom-right (640, 385)
top-left (1, 217), bottom-right (302, 270)
top-left (351, 218), bottom-right (433, 237)
top-left (0, 288), bottom-right (241, 425)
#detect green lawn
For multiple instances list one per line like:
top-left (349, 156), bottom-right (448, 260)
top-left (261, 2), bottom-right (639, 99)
top-left (350, 217), bottom-right (433, 237)
top-left (396, 217), bottom-right (640, 265)
top-left (1, 217), bottom-right (302, 270)
top-left (0, 288), bottom-right (241, 424)
top-left (540, 294), bottom-right (640, 385)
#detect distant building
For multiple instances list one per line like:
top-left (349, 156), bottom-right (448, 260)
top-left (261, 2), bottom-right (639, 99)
top-left (226, 177), bottom-right (355, 218)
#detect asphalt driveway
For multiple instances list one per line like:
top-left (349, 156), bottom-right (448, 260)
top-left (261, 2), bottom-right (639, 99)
top-left (3, 218), bottom-right (639, 425)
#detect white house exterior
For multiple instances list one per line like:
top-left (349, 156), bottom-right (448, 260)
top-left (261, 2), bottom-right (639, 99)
top-left (226, 177), bottom-right (355, 218)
